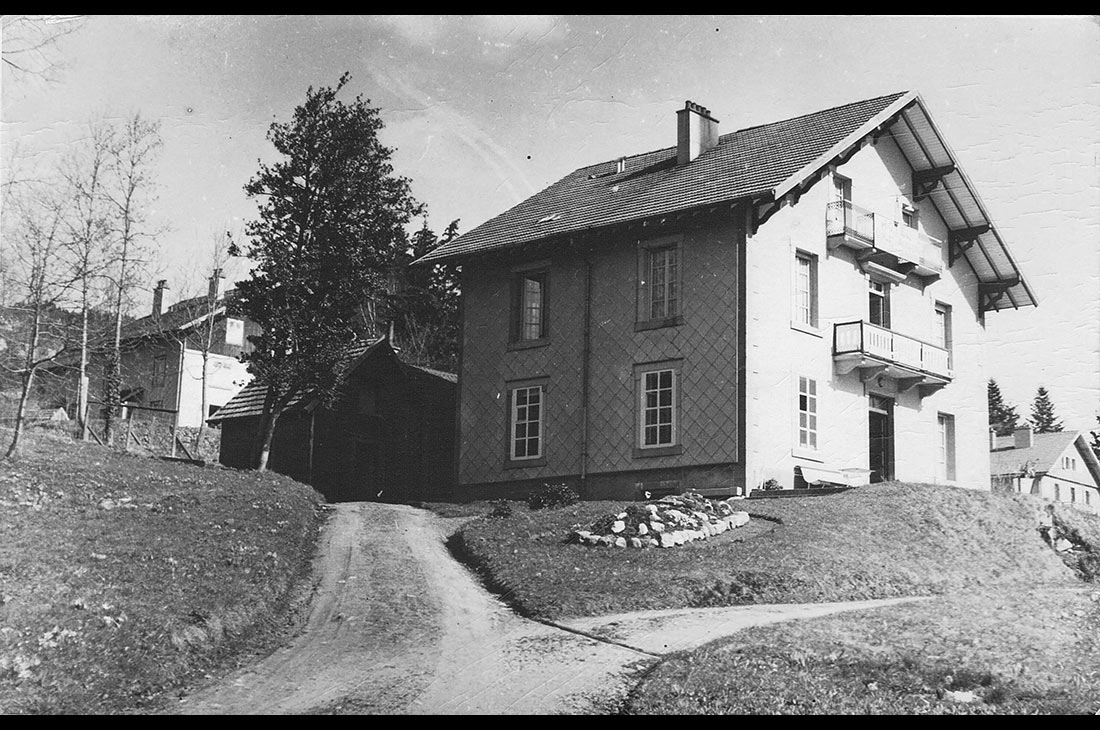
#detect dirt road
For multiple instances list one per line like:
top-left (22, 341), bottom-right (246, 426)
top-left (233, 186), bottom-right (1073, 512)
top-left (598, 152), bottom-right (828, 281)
top-left (175, 502), bottom-right (922, 715)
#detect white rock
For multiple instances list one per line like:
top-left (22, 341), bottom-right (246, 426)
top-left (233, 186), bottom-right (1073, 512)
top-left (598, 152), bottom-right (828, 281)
top-left (614, 536), bottom-right (627, 548)
top-left (943, 689), bottom-right (980, 704)
top-left (659, 532), bottom-right (677, 548)
top-left (731, 512), bottom-right (750, 528)
top-left (629, 537), bottom-right (643, 548)
top-left (1054, 537), bottom-right (1074, 552)
top-left (611, 520), bottom-right (626, 534)
top-left (637, 523), bottom-right (649, 536)
top-left (648, 538), bottom-right (659, 547)
top-left (651, 521), bottom-right (665, 533)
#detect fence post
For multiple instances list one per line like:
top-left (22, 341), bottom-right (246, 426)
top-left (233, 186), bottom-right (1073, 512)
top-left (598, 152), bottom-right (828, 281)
top-left (123, 417), bottom-right (132, 453)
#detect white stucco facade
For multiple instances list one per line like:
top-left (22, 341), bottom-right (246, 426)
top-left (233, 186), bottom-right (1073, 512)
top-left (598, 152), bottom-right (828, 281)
top-left (177, 349), bottom-right (252, 428)
top-left (744, 133), bottom-right (992, 491)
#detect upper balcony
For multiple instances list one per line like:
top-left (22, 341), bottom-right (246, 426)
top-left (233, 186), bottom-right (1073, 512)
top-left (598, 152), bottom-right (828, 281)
top-left (833, 320), bottom-right (952, 396)
top-left (826, 201), bottom-right (943, 281)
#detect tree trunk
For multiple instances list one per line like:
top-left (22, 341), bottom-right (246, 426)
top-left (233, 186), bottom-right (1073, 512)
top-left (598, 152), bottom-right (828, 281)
top-left (255, 384), bottom-right (282, 471)
top-left (195, 350), bottom-right (210, 458)
top-left (3, 368), bottom-right (36, 460)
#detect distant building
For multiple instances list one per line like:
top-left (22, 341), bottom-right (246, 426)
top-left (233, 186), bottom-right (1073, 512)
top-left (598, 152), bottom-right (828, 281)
top-left (41, 271), bottom-right (258, 429)
top-left (990, 426), bottom-right (1100, 515)
top-left (417, 91), bottom-right (1037, 500)
top-left (208, 338), bottom-right (457, 503)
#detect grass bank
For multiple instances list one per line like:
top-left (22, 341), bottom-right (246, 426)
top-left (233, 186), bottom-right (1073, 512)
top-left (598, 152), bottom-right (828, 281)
top-left (448, 482), bottom-right (1081, 620)
top-left (0, 429), bottom-right (327, 714)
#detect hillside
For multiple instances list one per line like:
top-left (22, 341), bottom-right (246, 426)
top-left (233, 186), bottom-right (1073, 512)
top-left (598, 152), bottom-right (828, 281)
top-left (0, 429), bottom-right (327, 714)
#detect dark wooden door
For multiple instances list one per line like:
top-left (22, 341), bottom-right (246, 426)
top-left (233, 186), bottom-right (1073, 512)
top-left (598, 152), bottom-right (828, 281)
top-left (868, 396), bottom-right (894, 483)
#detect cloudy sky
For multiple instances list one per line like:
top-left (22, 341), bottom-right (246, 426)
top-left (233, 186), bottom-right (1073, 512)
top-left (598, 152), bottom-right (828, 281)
top-left (2, 15), bottom-right (1098, 428)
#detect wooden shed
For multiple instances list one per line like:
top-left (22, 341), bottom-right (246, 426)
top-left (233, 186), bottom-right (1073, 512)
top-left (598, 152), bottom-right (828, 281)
top-left (208, 338), bottom-right (456, 503)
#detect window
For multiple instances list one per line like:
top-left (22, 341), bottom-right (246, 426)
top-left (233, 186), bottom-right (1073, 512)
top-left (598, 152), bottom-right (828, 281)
top-left (152, 355), bottom-right (167, 389)
top-left (832, 174), bottom-right (852, 204)
top-left (1054, 483), bottom-right (1061, 501)
top-left (509, 385), bottom-right (544, 461)
top-left (798, 376), bottom-right (818, 450)
top-left (793, 251), bottom-right (819, 329)
top-left (1071, 487), bottom-right (1077, 503)
top-left (1087, 491), bottom-right (1092, 506)
top-left (637, 237), bottom-right (683, 329)
top-left (634, 361), bottom-right (682, 456)
top-left (225, 318), bottom-right (245, 346)
top-left (869, 280), bottom-right (890, 328)
top-left (511, 269), bottom-right (548, 343)
top-left (934, 301), bottom-right (952, 356)
top-left (937, 413), bottom-right (957, 481)
top-left (648, 246), bottom-right (680, 320)
top-left (901, 204), bottom-right (918, 230)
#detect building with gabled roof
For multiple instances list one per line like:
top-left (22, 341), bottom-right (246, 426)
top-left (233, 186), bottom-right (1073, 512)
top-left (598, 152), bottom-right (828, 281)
top-left (209, 338), bottom-right (456, 503)
top-left (418, 91), bottom-right (1035, 500)
top-left (990, 426), bottom-right (1100, 515)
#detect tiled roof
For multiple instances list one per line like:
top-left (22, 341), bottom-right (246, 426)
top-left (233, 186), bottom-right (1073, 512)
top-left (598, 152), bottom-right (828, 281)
top-left (207, 339), bottom-right (457, 422)
top-left (417, 92), bottom-right (909, 264)
top-left (990, 432), bottom-right (1079, 475)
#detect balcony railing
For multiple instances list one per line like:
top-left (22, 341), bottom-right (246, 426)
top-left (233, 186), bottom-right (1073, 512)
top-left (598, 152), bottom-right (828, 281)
top-left (833, 320), bottom-right (953, 382)
top-left (826, 200), bottom-right (943, 277)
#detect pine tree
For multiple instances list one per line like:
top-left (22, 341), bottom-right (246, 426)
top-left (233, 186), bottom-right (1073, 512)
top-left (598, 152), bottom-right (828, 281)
top-left (1029, 386), bottom-right (1064, 434)
top-left (230, 73), bottom-right (422, 470)
top-left (1091, 411), bottom-right (1099, 461)
top-left (987, 378), bottom-right (1020, 436)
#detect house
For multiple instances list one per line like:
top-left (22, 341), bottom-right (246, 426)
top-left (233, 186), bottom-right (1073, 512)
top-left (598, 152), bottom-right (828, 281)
top-left (41, 270), bottom-right (259, 429)
top-left (208, 338), bottom-right (457, 503)
top-left (415, 91), bottom-right (1036, 501)
top-left (990, 426), bottom-right (1100, 515)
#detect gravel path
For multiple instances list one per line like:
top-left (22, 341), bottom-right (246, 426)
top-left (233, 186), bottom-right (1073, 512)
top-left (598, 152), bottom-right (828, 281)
top-left (175, 502), bottom-right (924, 714)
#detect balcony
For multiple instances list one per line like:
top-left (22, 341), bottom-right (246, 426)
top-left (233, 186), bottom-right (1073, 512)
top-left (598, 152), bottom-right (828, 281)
top-left (833, 320), bottom-right (952, 394)
top-left (826, 201), bottom-right (943, 280)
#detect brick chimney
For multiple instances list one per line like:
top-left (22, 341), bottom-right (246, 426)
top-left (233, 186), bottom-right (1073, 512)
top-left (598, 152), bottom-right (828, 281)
top-left (152, 280), bottom-right (168, 318)
top-left (1014, 425), bottom-right (1034, 450)
top-left (208, 268), bottom-right (224, 302)
top-left (677, 100), bottom-right (720, 165)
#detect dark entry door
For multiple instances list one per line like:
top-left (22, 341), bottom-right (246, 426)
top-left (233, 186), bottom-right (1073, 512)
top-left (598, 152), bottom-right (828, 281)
top-left (868, 395), bottom-right (894, 483)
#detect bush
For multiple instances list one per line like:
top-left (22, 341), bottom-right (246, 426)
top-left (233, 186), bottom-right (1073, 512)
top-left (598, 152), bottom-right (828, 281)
top-left (527, 483), bottom-right (580, 510)
top-left (761, 478), bottom-right (782, 491)
top-left (489, 499), bottom-right (514, 519)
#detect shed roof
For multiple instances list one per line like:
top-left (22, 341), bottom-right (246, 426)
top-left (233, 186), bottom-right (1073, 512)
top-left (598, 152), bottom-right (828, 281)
top-left (416, 91), bottom-right (1035, 311)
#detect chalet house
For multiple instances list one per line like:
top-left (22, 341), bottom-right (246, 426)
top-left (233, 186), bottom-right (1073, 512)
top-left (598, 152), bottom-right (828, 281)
top-left (990, 426), bottom-right (1100, 515)
top-left (416, 91), bottom-right (1036, 501)
top-left (208, 338), bottom-right (457, 503)
top-left (42, 271), bottom-right (259, 429)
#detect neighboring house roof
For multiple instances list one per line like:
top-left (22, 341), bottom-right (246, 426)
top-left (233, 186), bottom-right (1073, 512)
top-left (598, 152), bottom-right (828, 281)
top-left (990, 431), bottom-right (1100, 486)
top-left (416, 90), bottom-right (1035, 311)
top-left (207, 338), bottom-right (456, 423)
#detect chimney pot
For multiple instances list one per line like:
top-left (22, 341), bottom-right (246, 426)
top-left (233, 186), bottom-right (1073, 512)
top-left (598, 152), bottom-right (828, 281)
top-left (152, 280), bottom-right (168, 318)
top-left (677, 100), bottom-right (720, 165)
top-left (1014, 425), bottom-right (1034, 450)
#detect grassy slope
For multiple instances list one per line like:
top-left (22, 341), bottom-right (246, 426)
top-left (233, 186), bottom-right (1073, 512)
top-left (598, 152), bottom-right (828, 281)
top-left (0, 430), bottom-right (327, 714)
top-left (452, 482), bottom-right (1078, 620)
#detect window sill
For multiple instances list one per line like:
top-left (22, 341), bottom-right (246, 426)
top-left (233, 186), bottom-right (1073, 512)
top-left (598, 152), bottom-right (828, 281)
top-left (790, 321), bottom-right (823, 338)
top-left (503, 456), bottom-right (548, 470)
top-left (507, 337), bottom-right (550, 351)
top-left (791, 448), bottom-right (824, 463)
top-left (633, 444), bottom-right (683, 459)
top-left (635, 315), bottom-right (684, 333)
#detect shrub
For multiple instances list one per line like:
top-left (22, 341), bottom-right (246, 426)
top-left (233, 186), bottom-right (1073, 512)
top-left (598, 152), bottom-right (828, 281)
top-left (489, 499), bottom-right (514, 519)
top-left (527, 483), bottom-right (580, 510)
top-left (761, 478), bottom-right (782, 491)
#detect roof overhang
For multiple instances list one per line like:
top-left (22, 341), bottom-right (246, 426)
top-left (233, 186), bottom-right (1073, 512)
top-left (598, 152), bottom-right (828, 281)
top-left (774, 91), bottom-right (1037, 313)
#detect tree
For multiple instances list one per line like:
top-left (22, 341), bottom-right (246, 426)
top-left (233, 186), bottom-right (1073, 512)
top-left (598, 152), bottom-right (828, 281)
top-left (384, 219), bottom-right (461, 371)
top-left (987, 378), bottom-right (1020, 437)
top-left (1091, 411), bottom-right (1099, 462)
top-left (100, 113), bottom-right (163, 445)
top-left (230, 73), bottom-right (423, 471)
top-left (2, 177), bottom-right (78, 459)
top-left (1, 15), bottom-right (85, 83)
top-left (1029, 386), bottom-right (1063, 434)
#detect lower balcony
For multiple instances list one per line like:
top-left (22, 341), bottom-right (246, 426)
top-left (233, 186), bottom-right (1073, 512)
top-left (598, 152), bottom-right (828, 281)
top-left (833, 320), bottom-right (952, 395)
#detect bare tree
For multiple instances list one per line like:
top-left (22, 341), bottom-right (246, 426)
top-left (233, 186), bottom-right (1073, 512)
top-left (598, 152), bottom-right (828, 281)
top-left (101, 113), bottom-right (163, 445)
top-left (1, 14), bottom-right (85, 83)
top-left (2, 178), bottom-right (77, 459)
top-left (59, 120), bottom-right (115, 437)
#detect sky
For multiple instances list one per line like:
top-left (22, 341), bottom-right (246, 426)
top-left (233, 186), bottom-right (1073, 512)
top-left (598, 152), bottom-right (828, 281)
top-left (2, 14), bottom-right (1098, 430)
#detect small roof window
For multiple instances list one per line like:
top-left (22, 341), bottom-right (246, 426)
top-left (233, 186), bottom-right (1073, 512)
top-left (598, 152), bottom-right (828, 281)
top-left (536, 212), bottom-right (563, 224)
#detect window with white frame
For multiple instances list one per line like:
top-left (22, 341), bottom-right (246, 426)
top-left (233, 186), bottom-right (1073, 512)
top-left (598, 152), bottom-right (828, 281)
top-left (933, 302), bottom-right (952, 365)
top-left (511, 268), bottom-right (549, 343)
top-left (798, 376), bottom-right (818, 450)
top-left (869, 280), bottom-right (890, 328)
top-left (509, 385), bottom-right (544, 460)
top-left (937, 413), bottom-right (957, 481)
top-left (901, 204), bottom-right (918, 230)
top-left (794, 251), bottom-right (818, 329)
top-left (648, 246), bottom-right (680, 320)
top-left (640, 368), bottom-right (676, 448)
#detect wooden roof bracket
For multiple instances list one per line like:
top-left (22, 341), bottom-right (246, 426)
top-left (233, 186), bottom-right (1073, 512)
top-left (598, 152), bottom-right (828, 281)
top-left (912, 165), bottom-right (955, 202)
top-left (948, 225), bottom-right (990, 267)
top-left (979, 277), bottom-right (1021, 312)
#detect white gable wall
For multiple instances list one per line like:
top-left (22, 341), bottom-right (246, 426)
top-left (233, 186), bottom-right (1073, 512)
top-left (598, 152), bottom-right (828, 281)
top-left (177, 349), bottom-right (252, 428)
top-left (744, 132), bottom-right (991, 490)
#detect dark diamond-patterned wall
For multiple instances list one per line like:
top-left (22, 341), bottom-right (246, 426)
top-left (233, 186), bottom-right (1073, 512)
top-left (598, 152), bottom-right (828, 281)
top-left (459, 215), bottom-right (741, 488)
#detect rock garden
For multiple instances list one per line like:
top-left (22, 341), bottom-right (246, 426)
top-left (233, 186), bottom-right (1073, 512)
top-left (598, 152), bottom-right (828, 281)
top-left (571, 491), bottom-right (750, 548)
